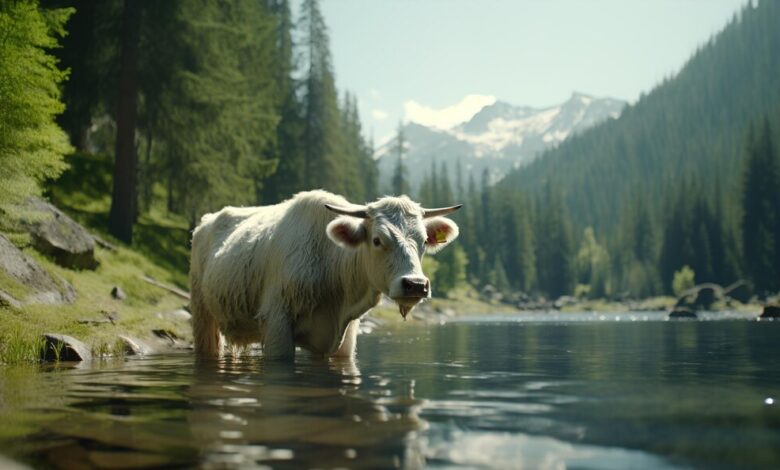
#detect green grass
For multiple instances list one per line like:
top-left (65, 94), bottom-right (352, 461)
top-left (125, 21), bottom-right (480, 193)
top-left (0, 152), bottom-right (193, 364)
top-left (0, 240), bottom-right (191, 363)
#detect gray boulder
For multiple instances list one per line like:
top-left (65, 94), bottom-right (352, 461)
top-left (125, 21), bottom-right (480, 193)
top-left (41, 333), bottom-right (91, 362)
top-left (0, 234), bottom-right (75, 305)
top-left (554, 295), bottom-right (578, 310)
top-left (19, 197), bottom-right (98, 270)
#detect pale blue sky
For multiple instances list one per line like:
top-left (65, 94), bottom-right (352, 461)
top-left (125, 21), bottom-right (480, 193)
top-left (313, 0), bottom-right (748, 143)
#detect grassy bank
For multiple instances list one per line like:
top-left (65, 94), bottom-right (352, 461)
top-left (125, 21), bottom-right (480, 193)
top-left (0, 153), bottom-right (192, 364)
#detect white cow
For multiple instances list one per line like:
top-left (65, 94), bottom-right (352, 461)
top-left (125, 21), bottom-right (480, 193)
top-left (189, 190), bottom-right (461, 360)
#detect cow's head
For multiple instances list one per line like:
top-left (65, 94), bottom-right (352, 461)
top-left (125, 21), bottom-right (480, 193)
top-left (325, 196), bottom-right (461, 318)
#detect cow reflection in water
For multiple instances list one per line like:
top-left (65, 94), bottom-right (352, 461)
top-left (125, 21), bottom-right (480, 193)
top-left (187, 357), bottom-right (427, 469)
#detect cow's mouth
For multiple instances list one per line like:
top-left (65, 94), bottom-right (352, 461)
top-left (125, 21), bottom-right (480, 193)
top-left (394, 296), bottom-right (424, 319)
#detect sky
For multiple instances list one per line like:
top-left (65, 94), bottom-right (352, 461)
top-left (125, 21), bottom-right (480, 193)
top-left (313, 0), bottom-right (749, 144)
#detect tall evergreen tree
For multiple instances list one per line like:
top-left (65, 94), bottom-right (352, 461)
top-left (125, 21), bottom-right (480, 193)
top-left (299, 0), bottom-right (343, 193)
top-left (391, 122), bottom-right (410, 196)
top-left (535, 184), bottom-right (575, 298)
top-left (261, 0), bottom-right (304, 204)
top-left (741, 119), bottom-right (780, 294)
top-left (0, 0), bottom-right (72, 205)
top-left (107, 0), bottom-right (141, 243)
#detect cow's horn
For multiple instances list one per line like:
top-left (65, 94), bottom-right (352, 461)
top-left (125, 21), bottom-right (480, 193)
top-left (324, 204), bottom-right (368, 219)
top-left (422, 204), bottom-right (463, 218)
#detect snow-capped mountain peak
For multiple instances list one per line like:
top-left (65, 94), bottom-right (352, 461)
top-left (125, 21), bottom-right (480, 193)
top-left (376, 92), bottom-right (625, 190)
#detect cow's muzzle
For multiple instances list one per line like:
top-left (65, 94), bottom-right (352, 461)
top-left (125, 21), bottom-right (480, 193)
top-left (401, 276), bottom-right (430, 298)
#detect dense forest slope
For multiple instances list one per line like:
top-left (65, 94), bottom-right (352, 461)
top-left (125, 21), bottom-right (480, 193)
top-left (502, 0), bottom-right (780, 231)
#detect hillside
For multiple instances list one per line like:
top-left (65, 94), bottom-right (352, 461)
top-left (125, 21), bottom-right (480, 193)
top-left (375, 93), bottom-right (625, 190)
top-left (501, 0), bottom-right (780, 231)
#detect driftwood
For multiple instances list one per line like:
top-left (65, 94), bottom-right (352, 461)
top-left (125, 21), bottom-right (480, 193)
top-left (142, 275), bottom-right (190, 300)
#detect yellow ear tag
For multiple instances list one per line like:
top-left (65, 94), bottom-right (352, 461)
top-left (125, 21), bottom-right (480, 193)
top-left (435, 230), bottom-right (447, 244)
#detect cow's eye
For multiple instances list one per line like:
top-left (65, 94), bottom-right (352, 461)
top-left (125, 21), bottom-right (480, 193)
top-left (372, 237), bottom-right (381, 247)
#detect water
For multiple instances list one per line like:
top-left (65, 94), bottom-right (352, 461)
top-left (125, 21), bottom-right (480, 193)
top-left (1, 312), bottom-right (779, 469)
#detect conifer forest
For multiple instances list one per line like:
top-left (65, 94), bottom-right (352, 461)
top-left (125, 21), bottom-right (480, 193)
top-left (2, 0), bottom-right (779, 302)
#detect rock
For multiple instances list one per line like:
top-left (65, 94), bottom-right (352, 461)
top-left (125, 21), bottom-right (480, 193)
top-left (724, 280), bottom-right (753, 304)
top-left (760, 305), bottom-right (780, 319)
top-left (553, 295), bottom-right (578, 310)
top-left (18, 197), bottom-right (98, 270)
top-left (669, 306), bottom-right (697, 319)
top-left (0, 234), bottom-right (75, 305)
top-left (118, 335), bottom-right (155, 356)
top-left (676, 283), bottom-right (723, 310)
top-left (110, 286), bottom-right (126, 300)
top-left (41, 333), bottom-right (91, 362)
top-left (156, 308), bottom-right (191, 322)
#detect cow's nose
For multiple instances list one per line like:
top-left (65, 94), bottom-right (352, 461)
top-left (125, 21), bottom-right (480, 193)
top-left (401, 277), bottom-right (430, 297)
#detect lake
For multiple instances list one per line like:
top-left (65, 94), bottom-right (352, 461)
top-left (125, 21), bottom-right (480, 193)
top-left (1, 312), bottom-right (778, 469)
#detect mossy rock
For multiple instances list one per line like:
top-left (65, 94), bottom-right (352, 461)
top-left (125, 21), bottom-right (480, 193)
top-left (0, 234), bottom-right (75, 305)
top-left (18, 197), bottom-right (98, 270)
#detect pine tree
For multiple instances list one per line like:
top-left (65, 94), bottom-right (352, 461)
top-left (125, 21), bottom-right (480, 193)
top-left (0, 1), bottom-right (72, 206)
top-left (299, 0), bottom-right (343, 194)
top-left (741, 119), bottom-right (780, 295)
top-left (107, 0), bottom-right (142, 242)
top-left (155, 1), bottom-right (278, 227)
top-left (501, 195), bottom-right (536, 293)
top-left (437, 162), bottom-right (454, 206)
top-left (262, 0), bottom-right (305, 203)
top-left (535, 184), bottom-right (575, 298)
top-left (391, 122), bottom-right (410, 196)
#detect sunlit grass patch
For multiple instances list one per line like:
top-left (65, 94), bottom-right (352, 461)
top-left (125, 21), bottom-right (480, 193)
top-left (0, 236), bottom-right (192, 364)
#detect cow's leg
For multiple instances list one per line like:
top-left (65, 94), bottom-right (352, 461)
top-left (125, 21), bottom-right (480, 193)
top-left (191, 283), bottom-right (223, 356)
top-left (262, 310), bottom-right (295, 360)
top-left (331, 319), bottom-right (360, 358)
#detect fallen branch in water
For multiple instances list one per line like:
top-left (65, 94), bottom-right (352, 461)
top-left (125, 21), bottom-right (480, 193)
top-left (142, 275), bottom-right (190, 300)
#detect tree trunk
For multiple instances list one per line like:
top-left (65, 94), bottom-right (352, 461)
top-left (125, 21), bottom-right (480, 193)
top-left (108, 0), bottom-right (141, 244)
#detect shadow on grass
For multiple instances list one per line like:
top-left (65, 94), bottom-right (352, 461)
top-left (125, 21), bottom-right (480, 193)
top-left (133, 219), bottom-right (191, 282)
top-left (46, 153), bottom-right (191, 287)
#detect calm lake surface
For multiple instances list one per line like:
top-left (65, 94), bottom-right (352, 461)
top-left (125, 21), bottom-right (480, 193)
top-left (1, 312), bottom-right (779, 469)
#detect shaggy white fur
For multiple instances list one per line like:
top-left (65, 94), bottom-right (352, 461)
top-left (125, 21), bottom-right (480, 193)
top-left (189, 190), bottom-right (459, 360)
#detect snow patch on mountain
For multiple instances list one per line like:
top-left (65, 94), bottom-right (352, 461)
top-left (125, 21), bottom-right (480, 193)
top-left (376, 92), bottom-right (626, 191)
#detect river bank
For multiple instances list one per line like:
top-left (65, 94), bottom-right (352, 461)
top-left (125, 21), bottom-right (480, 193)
top-left (0, 190), bottom-right (769, 365)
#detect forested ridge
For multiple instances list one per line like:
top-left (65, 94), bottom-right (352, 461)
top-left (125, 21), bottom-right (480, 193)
top-left (2, 0), bottom-right (778, 302)
top-left (454, 0), bottom-right (780, 299)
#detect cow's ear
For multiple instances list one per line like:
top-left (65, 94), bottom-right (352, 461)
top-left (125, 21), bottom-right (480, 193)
top-left (424, 217), bottom-right (459, 254)
top-left (327, 217), bottom-right (367, 248)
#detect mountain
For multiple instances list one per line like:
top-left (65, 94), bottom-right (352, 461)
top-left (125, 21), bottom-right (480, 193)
top-left (375, 93), bottom-right (625, 190)
top-left (499, 0), bottom-right (780, 232)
